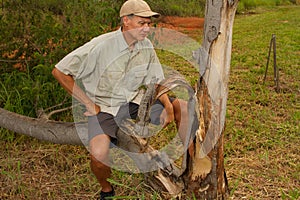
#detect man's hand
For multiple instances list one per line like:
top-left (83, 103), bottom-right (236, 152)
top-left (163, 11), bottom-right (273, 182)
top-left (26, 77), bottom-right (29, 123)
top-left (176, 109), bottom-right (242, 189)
top-left (160, 104), bottom-right (175, 128)
top-left (158, 93), bottom-right (175, 128)
top-left (84, 102), bottom-right (101, 116)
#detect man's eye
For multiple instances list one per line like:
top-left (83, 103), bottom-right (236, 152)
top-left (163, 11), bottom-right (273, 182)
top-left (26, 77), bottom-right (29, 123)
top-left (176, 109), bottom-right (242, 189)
top-left (139, 22), bottom-right (151, 26)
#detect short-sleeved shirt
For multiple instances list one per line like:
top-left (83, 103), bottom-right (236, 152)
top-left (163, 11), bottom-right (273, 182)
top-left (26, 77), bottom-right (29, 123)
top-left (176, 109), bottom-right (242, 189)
top-left (55, 28), bottom-right (164, 116)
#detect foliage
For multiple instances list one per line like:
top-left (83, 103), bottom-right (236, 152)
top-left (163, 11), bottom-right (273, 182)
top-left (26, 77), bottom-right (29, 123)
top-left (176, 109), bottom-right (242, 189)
top-left (0, 0), bottom-right (120, 72)
top-left (0, 0), bottom-right (121, 117)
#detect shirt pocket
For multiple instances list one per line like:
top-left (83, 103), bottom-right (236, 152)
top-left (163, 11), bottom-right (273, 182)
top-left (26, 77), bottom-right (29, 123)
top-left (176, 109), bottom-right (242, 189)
top-left (126, 69), bottom-right (148, 91)
top-left (100, 71), bottom-right (123, 91)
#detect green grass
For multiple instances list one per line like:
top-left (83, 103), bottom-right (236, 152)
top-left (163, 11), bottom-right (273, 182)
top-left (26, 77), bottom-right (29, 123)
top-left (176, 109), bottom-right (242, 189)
top-left (225, 5), bottom-right (300, 199)
top-left (1, 4), bottom-right (300, 200)
top-left (237, 0), bottom-right (297, 13)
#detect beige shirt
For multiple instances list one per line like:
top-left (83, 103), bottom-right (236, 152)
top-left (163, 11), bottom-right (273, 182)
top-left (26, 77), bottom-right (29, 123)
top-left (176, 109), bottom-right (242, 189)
top-left (55, 28), bottom-right (164, 115)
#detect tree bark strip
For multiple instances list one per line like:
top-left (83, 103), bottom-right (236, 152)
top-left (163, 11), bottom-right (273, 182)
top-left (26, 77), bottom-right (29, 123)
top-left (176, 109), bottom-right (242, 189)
top-left (188, 0), bottom-right (238, 198)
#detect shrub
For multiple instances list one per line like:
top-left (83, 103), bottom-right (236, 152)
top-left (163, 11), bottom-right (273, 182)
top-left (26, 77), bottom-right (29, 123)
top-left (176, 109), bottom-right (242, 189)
top-left (0, 0), bottom-right (120, 115)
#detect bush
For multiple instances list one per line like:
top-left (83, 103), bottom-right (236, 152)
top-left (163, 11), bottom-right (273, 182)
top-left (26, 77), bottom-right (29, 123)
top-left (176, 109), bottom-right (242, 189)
top-left (0, 0), bottom-right (121, 115)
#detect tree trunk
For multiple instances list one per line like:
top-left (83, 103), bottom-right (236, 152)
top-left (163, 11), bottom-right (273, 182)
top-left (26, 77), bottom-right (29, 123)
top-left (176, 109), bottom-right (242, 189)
top-left (0, 0), bottom-right (238, 199)
top-left (185, 0), bottom-right (239, 198)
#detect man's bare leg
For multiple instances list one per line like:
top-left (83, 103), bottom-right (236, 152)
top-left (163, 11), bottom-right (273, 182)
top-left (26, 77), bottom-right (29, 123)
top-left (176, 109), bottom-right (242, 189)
top-left (172, 99), bottom-right (194, 156)
top-left (89, 134), bottom-right (113, 192)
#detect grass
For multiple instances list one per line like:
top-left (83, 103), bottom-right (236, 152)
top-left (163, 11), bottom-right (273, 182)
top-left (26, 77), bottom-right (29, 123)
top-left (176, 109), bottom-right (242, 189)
top-left (225, 5), bottom-right (300, 199)
top-left (237, 0), bottom-right (296, 13)
top-left (1, 5), bottom-right (300, 200)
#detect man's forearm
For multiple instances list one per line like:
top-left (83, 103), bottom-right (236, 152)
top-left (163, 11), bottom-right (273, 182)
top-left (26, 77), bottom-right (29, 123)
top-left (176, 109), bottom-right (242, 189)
top-left (52, 68), bottom-right (100, 115)
top-left (158, 93), bottom-right (173, 110)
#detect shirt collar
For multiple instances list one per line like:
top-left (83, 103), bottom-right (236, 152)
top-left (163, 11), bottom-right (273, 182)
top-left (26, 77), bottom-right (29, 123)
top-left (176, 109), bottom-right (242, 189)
top-left (116, 27), bottom-right (141, 53)
top-left (116, 28), bottom-right (128, 53)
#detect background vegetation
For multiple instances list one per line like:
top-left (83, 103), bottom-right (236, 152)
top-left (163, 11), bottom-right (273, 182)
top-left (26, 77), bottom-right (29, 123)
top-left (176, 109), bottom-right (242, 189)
top-left (237, 0), bottom-right (299, 12)
top-left (1, 0), bottom-right (299, 199)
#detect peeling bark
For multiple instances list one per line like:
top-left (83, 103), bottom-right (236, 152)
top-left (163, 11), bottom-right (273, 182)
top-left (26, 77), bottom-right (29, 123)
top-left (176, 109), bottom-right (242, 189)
top-left (187, 0), bottom-right (239, 199)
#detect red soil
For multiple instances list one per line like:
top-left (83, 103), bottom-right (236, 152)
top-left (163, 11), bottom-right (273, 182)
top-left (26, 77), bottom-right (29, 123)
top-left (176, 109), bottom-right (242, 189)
top-left (158, 16), bottom-right (205, 30)
top-left (156, 16), bottom-right (205, 41)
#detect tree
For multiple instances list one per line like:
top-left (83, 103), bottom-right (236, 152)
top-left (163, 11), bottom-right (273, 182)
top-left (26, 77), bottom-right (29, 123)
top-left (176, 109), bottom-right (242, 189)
top-left (0, 0), bottom-right (239, 198)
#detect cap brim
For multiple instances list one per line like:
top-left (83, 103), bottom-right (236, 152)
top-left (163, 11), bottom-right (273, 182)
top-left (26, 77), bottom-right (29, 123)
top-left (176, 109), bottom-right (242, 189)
top-left (134, 11), bottom-right (160, 18)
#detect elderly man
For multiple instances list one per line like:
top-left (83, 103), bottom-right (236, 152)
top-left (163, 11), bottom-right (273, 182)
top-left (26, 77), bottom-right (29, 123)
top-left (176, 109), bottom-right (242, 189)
top-left (52, 0), bottom-right (189, 199)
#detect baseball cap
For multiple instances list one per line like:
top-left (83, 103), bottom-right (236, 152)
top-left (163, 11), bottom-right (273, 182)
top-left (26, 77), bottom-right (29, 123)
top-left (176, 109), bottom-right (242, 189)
top-left (120, 0), bottom-right (160, 18)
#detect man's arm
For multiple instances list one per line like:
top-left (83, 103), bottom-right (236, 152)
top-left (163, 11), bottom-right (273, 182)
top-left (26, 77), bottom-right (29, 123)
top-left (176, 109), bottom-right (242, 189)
top-left (158, 93), bottom-right (175, 128)
top-left (52, 68), bottom-right (100, 116)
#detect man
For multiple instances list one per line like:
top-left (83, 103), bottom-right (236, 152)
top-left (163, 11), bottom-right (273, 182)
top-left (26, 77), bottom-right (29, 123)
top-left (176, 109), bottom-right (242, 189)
top-left (52, 0), bottom-right (189, 199)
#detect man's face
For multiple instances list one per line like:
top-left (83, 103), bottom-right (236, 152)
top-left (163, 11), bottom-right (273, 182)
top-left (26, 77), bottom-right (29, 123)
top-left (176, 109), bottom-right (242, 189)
top-left (124, 15), bottom-right (152, 41)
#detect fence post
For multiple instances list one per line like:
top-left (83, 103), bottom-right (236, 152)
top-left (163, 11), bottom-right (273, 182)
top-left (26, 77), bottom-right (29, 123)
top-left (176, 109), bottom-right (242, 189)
top-left (264, 34), bottom-right (279, 92)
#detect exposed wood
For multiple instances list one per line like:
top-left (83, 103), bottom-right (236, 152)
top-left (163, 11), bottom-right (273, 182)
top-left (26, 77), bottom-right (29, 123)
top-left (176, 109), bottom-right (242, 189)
top-left (187, 0), bottom-right (239, 198)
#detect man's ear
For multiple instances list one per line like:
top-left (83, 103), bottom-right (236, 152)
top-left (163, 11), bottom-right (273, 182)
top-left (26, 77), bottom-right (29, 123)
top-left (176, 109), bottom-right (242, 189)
top-left (123, 16), bottom-right (130, 27)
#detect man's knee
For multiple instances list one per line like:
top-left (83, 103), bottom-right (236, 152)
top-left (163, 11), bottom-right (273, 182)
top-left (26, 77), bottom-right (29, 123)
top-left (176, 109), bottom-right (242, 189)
top-left (89, 134), bottom-right (111, 163)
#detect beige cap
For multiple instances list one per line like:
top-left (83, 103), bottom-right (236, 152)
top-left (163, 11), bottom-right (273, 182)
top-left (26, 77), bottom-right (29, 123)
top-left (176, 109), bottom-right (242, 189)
top-left (120, 0), bottom-right (160, 18)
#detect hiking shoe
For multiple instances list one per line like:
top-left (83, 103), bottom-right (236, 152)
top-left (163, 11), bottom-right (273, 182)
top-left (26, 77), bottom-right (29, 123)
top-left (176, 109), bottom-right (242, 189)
top-left (98, 187), bottom-right (115, 200)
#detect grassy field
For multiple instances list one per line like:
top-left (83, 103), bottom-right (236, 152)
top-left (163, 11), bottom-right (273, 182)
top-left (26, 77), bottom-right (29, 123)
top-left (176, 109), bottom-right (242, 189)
top-left (1, 5), bottom-right (299, 200)
top-left (225, 6), bottom-right (300, 199)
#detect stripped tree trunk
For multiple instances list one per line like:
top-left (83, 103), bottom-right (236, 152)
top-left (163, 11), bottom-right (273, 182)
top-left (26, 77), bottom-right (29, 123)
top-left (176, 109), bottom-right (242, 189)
top-left (0, 0), bottom-right (238, 199)
top-left (184, 0), bottom-right (239, 198)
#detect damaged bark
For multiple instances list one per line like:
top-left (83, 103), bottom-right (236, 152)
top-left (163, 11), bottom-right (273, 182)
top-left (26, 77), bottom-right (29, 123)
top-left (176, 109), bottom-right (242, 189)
top-left (186, 0), bottom-right (239, 198)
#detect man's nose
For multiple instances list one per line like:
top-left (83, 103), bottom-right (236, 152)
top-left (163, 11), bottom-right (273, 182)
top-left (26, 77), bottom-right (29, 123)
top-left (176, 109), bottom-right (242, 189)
top-left (143, 25), bottom-right (150, 32)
